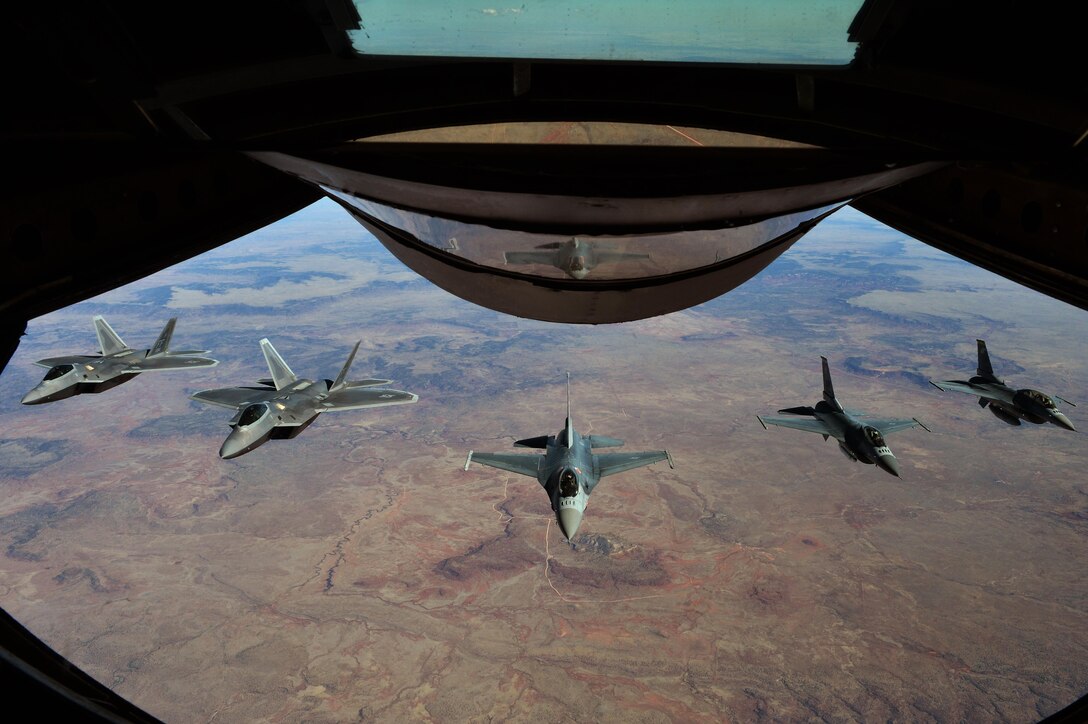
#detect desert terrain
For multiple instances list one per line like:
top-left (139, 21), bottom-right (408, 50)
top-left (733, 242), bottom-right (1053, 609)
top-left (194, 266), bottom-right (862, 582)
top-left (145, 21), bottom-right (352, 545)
top-left (0, 201), bottom-right (1086, 721)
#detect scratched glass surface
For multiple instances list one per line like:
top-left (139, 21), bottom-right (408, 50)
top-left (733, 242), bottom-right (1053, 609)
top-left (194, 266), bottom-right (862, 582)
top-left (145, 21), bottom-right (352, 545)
top-left (349, 0), bottom-right (866, 64)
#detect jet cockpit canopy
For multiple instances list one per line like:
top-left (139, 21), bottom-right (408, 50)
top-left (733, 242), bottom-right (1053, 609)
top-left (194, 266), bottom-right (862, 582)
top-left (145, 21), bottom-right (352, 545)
top-left (42, 364), bottom-right (74, 381)
top-left (559, 469), bottom-right (579, 498)
top-left (864, 426), bottom-right (887, 448)
top-left (1021, 389), bottom-right (1057, 409)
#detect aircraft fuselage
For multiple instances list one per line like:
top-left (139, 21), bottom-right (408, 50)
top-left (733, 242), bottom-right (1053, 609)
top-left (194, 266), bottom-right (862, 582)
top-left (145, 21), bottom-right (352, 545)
top-left (21, 353), bottom-right (144, 404)
top-left (813, 401), bottom-right (901, 477)
top-left (957, 378), bottom-right (1074, 430)
top-left (537, 425), bottom-right (594, 540)
top-left (219, 378), bottom-right (330, 459)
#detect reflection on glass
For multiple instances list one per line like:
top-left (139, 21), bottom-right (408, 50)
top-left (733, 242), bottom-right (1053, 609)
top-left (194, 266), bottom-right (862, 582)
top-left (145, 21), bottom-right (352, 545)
top-left (349, 0), bottom-right (866, 64)
top-left (323, 185), bottom-right (837, 282)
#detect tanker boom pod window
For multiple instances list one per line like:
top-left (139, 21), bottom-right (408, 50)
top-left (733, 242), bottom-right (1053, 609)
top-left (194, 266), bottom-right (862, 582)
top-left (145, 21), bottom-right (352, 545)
top-left (248, 146), bottom-right (942, 323)
top-left (347, 0), bottom-right (866, 64)
top-left (322, 185), bottom-right (841, 323)
top-left (324, 187), bottom-right (835, 283)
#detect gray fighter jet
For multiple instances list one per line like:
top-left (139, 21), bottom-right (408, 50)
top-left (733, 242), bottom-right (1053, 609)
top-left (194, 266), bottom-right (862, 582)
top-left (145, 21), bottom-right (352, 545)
top-left (930, 339), bottom-right (1075, 430)
top-left (757, 357), bottom-right (929, 477)
top-left (464, 374), bottom-right (673, 540)
top-left (191, 339), bottom-right (418, 459)
top-left (504, 237), bottom-right (649, 280)
top-left (21, 316), bottom-right (217, 405)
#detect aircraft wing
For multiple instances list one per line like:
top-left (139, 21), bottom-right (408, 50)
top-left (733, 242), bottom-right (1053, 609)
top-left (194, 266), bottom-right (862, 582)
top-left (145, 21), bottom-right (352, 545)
top-left (930, 379), bottom-right (1013, 403)
top-left (504, 251), bottom-right (558, 266)
top-left (595, 252), bottom-right (650, 264)
top-left (126, 355), bottom-right (219, 372)
top-left (865, 418), bottom-right (929, 435)
top-left (320, 387), bottom-right (418, 412)
top-left (929, 379), bottom-right (983, 395)
top-left (757, 416), bottom-right (836, 436)
top-left (595, 450), bottom-right (671, 479)
top-left (467, 452), bottom-right (541, 478)
top-left (33, 356), bottom-right (100, 368)
top-left (190, 387), bottom-right (274, 410)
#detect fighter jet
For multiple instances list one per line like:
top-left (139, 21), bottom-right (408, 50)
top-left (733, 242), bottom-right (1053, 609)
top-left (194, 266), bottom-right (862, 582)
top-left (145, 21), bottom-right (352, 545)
top-left (757, 357), bottom-right (929, 477)
top-left (504, 237), bottom-right (649, 280)
top-left (191, 339), bottom-right (418, 459)
top-left (21, 316), bottom-right (218, 405)
top-left (464, 374), bottom-right (673, 540)
top-left (930, 339), bottom-right (1075, 430)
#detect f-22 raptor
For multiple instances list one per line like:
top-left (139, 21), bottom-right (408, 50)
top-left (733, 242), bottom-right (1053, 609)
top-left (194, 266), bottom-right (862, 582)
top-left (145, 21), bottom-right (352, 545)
top-left (464, 374), bottom-right (673, 540)
top-left (758, 357), bottom-right (929, 477)
top-left (191, 339), bottom-right (418, 459)
top-left (930, 339), bottom-right (1075, 430)
top-left (22, 316), bottom-right (217, 405)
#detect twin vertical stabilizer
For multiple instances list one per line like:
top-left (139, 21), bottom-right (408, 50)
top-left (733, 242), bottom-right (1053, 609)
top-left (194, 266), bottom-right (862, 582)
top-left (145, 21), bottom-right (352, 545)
top-left (147, 318), bottom-right (177, 357)
top-left (331, 341), bottom-right (361, 392)
top-left (260, 338), bottom-right (298, 390)
top-left (93, 316), bottom-right (128, 357)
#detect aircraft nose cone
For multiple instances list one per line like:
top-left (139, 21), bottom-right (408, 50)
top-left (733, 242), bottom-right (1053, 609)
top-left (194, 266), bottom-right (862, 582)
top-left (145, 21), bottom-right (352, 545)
top-left (1053, 412), bottom-right (1076, 431)
top-left (558, 507), bottom-right (583, 541)
top-left (20, 388), bottom-right (45, 405)
top-left (876, 453), bottom-right (901, 478)
top-left (219, 432), bottom-right (254, 460)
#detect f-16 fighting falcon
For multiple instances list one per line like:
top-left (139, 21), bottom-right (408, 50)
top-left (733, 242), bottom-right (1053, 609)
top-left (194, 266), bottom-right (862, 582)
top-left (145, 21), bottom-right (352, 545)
top-left (464, 373), bottom-right (673, 540)
top-left (504, 237), bottom-right (649, 280)
top-left (21, 316), bottom-right (217, 405)
top-left (191, 339), bottom-right (418, 459)
top-left (757, 357), bottom-right (929, 477)
top-left (930, 339), bottom-right (1075, 430)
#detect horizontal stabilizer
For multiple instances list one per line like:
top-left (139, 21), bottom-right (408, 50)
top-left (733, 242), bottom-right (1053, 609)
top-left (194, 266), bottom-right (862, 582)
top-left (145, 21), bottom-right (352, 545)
top-left (514, 435), bottom-right (550, 449)
top-left (777, 405), bottom-right (816, 416)
top-left (586, 435), bottom-right (624, 448)
top-left (164, 349), bottom-right (210, 356)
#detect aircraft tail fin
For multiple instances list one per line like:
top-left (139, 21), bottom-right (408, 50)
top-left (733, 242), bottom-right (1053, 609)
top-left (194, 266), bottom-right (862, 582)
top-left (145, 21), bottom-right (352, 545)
top-left (147, 318), bottom-right (177, 357)
top-left (330, 341), bottom-right (360, 392)
top-left (260, 338), bottom-right (297, 390)
top-left (93, 316), bottom-right (127, 356)
top-left (821, 356), bottom-right (843, 411)
top-left (976, 339), bottom-right (998, 381)
top-left (565, 372), bottom-right (573, 447)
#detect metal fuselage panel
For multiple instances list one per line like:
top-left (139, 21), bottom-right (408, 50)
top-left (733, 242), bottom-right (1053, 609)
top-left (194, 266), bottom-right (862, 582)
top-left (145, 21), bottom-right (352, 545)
top-left (539, 426), bottom-right (593, 539)
top-left (220, 378), bottom-right (328, 458)
top-left (813, 408), bottom-right (898, 473)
